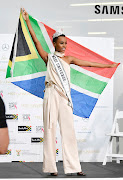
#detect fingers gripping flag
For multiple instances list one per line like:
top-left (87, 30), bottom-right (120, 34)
top-left (6, 11), bottom-right (119, 118)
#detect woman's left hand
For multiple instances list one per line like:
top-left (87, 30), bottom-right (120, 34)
top-left (110, 62), bottom-right (120, 68)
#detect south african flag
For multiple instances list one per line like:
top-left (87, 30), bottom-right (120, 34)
top-left (6, 10), bottom-right (119, 118)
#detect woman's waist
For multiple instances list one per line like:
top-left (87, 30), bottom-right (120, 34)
top-left (44, 81), bottom-right (68, 100)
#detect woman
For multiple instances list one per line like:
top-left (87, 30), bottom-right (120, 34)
top-left (22, 8), bottom-right (118, 176)
top-left (0, 96), bottom-right (9, 154)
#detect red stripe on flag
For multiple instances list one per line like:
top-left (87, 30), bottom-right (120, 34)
top-left (43, 23), bottom-right (119, 79)
top-left (42, 23), bottom-right (55, 43)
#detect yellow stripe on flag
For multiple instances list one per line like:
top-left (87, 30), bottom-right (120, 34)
top-left (15, 13), bottom-right (38, 62)
top-left (8, 60), bottom-right (12, 68)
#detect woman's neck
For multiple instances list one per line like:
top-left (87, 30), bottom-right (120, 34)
top-left (54, 51), bottom-right (65, 57)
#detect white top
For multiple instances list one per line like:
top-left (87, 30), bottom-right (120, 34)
top-left (45, 53), bottom-right (70, 96)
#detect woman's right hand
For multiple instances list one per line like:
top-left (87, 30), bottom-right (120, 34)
top-left (21, 8), bottom-right (29, 21)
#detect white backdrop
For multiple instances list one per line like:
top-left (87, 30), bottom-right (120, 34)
top-left (0, 34), bottom-right (113, 162)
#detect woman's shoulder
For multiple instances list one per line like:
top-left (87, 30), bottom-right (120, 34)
top-left (64, 56), bottom-right (73, 65)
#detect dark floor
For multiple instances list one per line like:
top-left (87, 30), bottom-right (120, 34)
top-left (0, 161), bottom-right (123, 178)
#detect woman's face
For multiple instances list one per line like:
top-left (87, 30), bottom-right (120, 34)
top-left (53, 36), bottom-right (67, 53)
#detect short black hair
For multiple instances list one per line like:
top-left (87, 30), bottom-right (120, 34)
top-left (53, 34), bottom-right (66, 43)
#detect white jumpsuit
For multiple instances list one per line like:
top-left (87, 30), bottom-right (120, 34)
top-left (42, 54), bottom-right (82, 174)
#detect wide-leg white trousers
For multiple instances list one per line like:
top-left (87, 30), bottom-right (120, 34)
top-left (42, 84), bottom-right (82, 174)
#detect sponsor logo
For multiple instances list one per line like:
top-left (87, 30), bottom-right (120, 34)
top-left (78, 131), bottom-right (91, 134)
top-left (31, 137), bottom-right (43, 143)
top-left (0, 55), bottom-right (8, 61)
top-left (96, 106), bottom-right (109, 108)
top-left (79, 127), bottom-right (91, 134)
top-left (0, 80), bottom-right (11, 84)
top-left (82, 118), bottom-right (89, 122)
top-left (34, 115), bottom-right (42, 120)
top-left (12, 161), bottom-right (33, 162)
top-left (95, 5), bottom-right (123, 15)
top-left (23, 114), bottom-right (30, 121)
top-left (56, 149), bottom-right (59, 155)
top-left (16, 150), bottom-right (21, 156)
top-left (2, 44), bottom-right (9, 51)
top-left (14, 150), bottom-right (40, 156)
top-left (6, 114), bottom-right (18, 120)
top-left (12, 161), bottom-right (25, 162)
top-left (8, 92), bottom-right (30, 96)
top-left (9, 102), bottom-right (17, 110)
top-left (36, 126), bottom-right (44, 133)
top-left (0, 90), bottom-right (3, 97)
top-left (21, 104), bottom-right (42, 108)
top-left (78, 149), bottom-right (100, 154)
top-left (6, 149), bottom-right (11, 155)
top-left (18, 126), bottom-right (32, 132)
top-left (77, 139), bottom-right (86, 142)
top-left (10, 138), bottom-right (27, 144)
top-left (0, 68), bottom-right (6, 72)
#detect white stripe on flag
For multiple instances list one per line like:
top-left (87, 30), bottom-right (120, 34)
top-left (37, 22), bottom-right (55, 53)
top-left (70, 64), bottom-right (109, 83)
top-left (6, 71), bottom-right (47, 83)
top-left (71, 83), bottom-right (100, 99)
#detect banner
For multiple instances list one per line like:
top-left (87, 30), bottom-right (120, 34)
top-left (0, 34), bottom-right (114, 162)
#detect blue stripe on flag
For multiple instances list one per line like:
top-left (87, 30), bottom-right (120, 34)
top-left (12, 77), bottom-right (98, 118)
top-left (12, 76), bottom-right (45, 99)
top-left (71, 88), bottom-right (98, 118)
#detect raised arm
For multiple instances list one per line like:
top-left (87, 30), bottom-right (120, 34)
top-left (21, 8), bottom-right (48, 65)
top-left (69, 56), bottom-right (119, 68)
